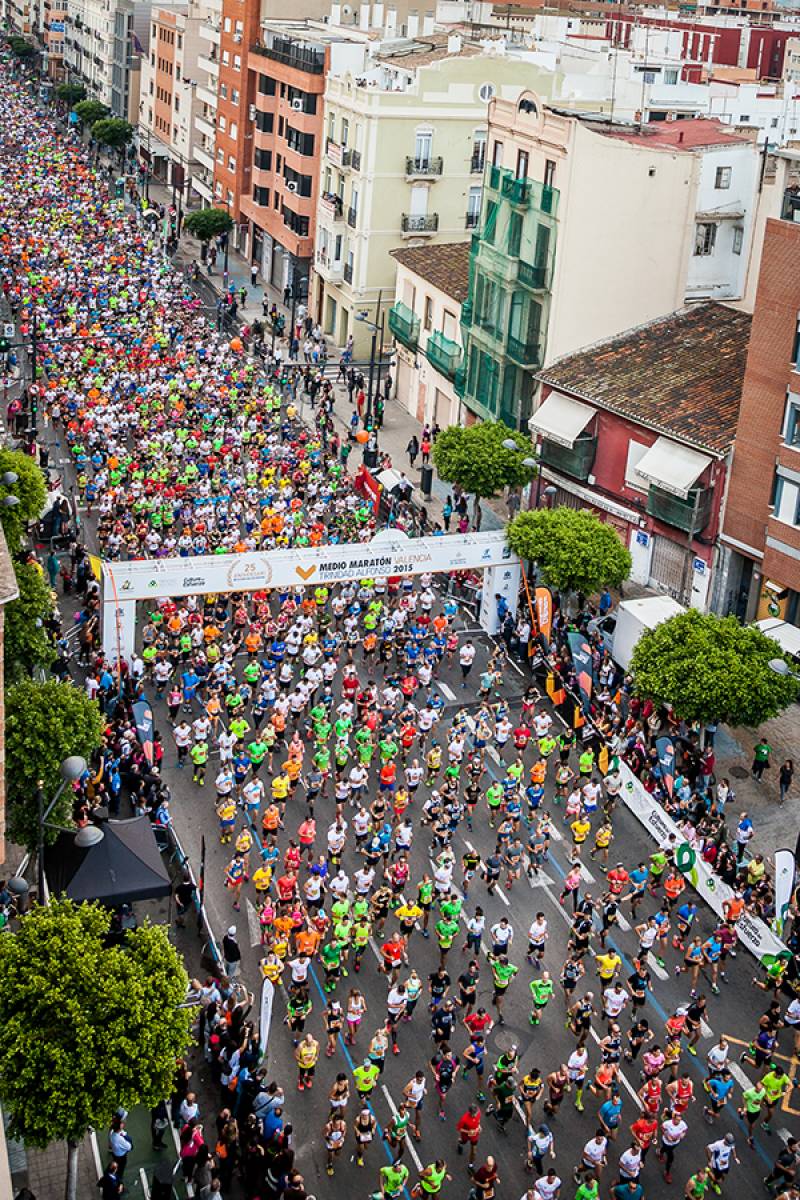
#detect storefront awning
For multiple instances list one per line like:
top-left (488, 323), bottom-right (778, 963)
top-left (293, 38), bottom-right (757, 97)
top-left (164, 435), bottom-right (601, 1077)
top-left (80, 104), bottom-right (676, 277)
top-left (529, 391), bottom-right (595, 448)
top-left (634, 435), bottom-right (712, 499)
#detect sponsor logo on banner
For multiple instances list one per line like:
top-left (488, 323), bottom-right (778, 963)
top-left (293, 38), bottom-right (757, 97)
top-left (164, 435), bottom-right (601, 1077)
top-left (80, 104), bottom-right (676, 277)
top-left (619, 761), bottom-right (788, 965)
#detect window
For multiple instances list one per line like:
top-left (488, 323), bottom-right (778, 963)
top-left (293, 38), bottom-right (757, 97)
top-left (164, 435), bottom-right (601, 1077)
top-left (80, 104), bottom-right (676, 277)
top-left (772, 116), bottom-right (779, 127)
top-left (784, 396), bottom-right (800, 446)
top-left (625, 440), bottom-right (650, 491)
top-left (415, 130), bottom-right (432, 167)
top-left (341, 118), bottom-right (349, 146)
top-left (492, 140), bottom-right (503, 167)
top-left (423, 296), bottom-right (433, 331)
top-left (733, 225), bottom-right (743, 255)
top-left (773, 474), bottom-right (800, 525)
top-left (715, 166), bottom-right (731, 189)
top-left (471, 130), bottom-right (486, 170)
top-left (218, 114), bottom-right (226, 131)
top-left (216, 147), bottom-right (224, 163)
top-left (222, 49), bottom-right (229, 65)
top-left (228, 155), bottom-right (236, 172)
top-left (234, 55), bottom-right (241, 70)
top-left (467, 185), bottom-right (481, 226)
top-left (254, 148), bottom-right (272, 171)
top-left (484, 199), bottom-right (498, 244)
top-left (544, 159), bottom-right (556, 187)
top-left (694, 222), bottom-right (717, 256)
top-left (231, 88), bottom-right (239, 105)
top-left (508, 211), bottom-right (522, 258)
top-left (664, 68), bottom-right (679, 84)
top-left (516, 149), bottom-right (529, 180)
top-left (443, 309), bottom-right (457, 340)
top-left (230, 122), bottom-right (238, 139)
top-left (258, 74), bottom-right (276, 95)
top-left (223, 16), bottom-right (231, 30)
top-left (219, 83), bottom-right (227, 99)
top-left (740, 114), bottom-right (750, 122)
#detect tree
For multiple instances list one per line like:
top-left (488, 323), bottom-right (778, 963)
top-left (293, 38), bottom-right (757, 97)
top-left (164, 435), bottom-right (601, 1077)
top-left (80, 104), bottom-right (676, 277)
top-left (431, 422), bottom-right (534, 526)
top-left (8, 37), bottom-right (34, 58)
top-left (0, 448), bottom-right (46, 553)
top-left (6, 680), bottom-right (103, 850)
top-left (56, 82), bottom-right (85, 105)
top-left (184, 206), bottom-right (234, 244)
top-left (90, 117), bottom-right (134, 151)
top-left (4, 561), bottom-right (55, 682)
top-left (72, 99), bottom-right (109, 128)
top-left (507, 506), bottom-right (631, 596)
top-left (0, 899), bottom-right (191, 1200)
top-left (630, 609), bottom-right (798, 729)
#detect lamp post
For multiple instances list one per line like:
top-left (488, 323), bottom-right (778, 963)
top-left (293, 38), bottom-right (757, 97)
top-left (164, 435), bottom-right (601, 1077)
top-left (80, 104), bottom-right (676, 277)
top-left (36, 755), bottom-right (99, 903)
top-left (768, 659), bottom-right (800, 682)
top-left (355, 292), bottom-right (385, 430)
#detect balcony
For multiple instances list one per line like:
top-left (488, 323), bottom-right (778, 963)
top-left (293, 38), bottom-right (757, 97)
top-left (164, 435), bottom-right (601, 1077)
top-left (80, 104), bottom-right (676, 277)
top-left (470, 151), bottom-right (485, 174)
top-left (388, 302), bottom-right (420, 351)
top-left (195, 114), bottom-right (215, 140)
top-left (425, 330), bottom-right (461, 381)
top-left (320, 192), bottom-right (344, 222)
top-left (326, 138), bottom-right (345, 167)
top-left (347, 205), bottom-right (358, 228)
top-left (405, 155), bottom-right (443, 179)
top-left (465, 211), bottom-right (480, 229)
top-left (506, 334), bottom-right (541, 369)
top-left (194, 142), bottom-right (215, 171)
top-left (349, 149), bottom-right (361, 172)
top-left (198, 53), bottom-right (219, 78)
top-left (199, 21), bottom-right (220, 45)
top-left (401, 213), bottom-right (439, 235)
top-left (251, 37), bottom-right (324, 74)
top-left (343, 261), bottom-right (353, 284)
top-left (647, 485), bottom-right (712, 534)
top-left (315, 249), bottom-right (343, 282)
top-left (539, 433), bottom-right (597, 482)
top-left (517, 259), bottom-right (548, 290)
top-left (196, 83), bottom-right (217, 110)
top-left (782, 187), bottom-right (800, 223)
top-left (501, 174), bottom-right (530, 206)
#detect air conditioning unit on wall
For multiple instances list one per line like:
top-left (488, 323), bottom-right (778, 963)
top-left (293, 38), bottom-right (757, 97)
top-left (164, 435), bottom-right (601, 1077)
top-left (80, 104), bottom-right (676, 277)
top-left (291, 98), bottom-right (303, 111)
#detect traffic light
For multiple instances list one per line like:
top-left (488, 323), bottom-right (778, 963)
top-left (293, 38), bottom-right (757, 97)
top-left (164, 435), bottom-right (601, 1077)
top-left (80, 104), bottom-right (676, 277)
top-left (0, 338), bottom-right (9, 355)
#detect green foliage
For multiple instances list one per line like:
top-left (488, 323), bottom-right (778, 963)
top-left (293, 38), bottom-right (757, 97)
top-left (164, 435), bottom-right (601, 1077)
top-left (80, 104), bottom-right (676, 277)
top-left (431, 422), bottom-right (534, 499)
top-left (630, 609), bottom-right (798, 728)
top-left (507, 506), bottom-right (632, 595)
top-left (4, 561), bottom-right (55, 682)
top-left (73, 99), bottom-right (109, 127)
top-left (0, 900), bottom-right (191, 1148)
top-left (0, 448), bottom-right (46, 553)
top-left (56, 83), bottom-right (86, 105)
top-left (184, 207), bottom-right (234, 243)
top-left (8, 37), bottom-right (34, 57)
top-left (90, 117), bottom-right (134, 149)
top-left (6, 680), bottom-right (103, 850)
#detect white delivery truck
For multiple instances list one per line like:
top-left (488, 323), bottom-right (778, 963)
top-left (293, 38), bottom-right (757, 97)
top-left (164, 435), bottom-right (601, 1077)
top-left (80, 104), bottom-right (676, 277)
top-left (592, 595), bottom-right (687, 672)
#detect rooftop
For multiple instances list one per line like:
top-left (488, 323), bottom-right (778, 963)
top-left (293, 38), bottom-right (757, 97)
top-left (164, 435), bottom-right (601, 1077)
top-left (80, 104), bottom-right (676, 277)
top-left (536, 303), bottom-right (752, 455)
top-left (390, 242), bottom-right (471, 304)
top-left (598, 117), bottom-right (750, 151)
top-left (374, 32), bottom-right (480, 68)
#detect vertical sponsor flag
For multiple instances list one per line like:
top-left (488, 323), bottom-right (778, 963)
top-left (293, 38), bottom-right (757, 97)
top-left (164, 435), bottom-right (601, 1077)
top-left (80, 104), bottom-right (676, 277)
top-left (774, 847), bottom-right (796, 937)
top-left (534, 586), bottom-right (553, 647)
top-left (132, 699), bottom-right (154, 765)
top-left (567, 631), bottom-right (593, 713)
top-left (656, 736), bottom-right (676, 798)
top-left (546, 670), bottom-right (566, 708)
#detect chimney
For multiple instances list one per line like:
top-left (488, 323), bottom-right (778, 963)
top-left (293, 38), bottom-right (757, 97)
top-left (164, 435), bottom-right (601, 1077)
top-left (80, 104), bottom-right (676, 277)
top-left (372, 1), bottom-right (384, 27)
top-left (447, 32), bottom-right (461, 53)
top-left (359, 4), bottom-right (370, 29)
top-left (422, 10), bottom-right (435, 34)
top-left (330, 1), bottom-right (341, 21)
top-left (385, 5), bottom-right (397, 35)
top-left (407, 10), bottom-right (419, 36)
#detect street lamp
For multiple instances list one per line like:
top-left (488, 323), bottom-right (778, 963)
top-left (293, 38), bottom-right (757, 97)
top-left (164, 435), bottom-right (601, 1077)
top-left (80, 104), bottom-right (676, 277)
top-left (355, 299), bottom-right (386, 430)
top-left (37, 755), bottom-right (97, 903)
top-left (1, 471), bottom-right (19, 487)
top-left (768, 658), bottom-right (800, 681)
top-left (502, 438), bottom-right (518, 451)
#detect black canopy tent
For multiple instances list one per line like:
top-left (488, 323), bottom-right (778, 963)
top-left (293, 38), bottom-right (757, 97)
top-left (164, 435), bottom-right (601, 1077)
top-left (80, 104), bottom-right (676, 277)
top-left (44, 815), bottom-right (171, 906)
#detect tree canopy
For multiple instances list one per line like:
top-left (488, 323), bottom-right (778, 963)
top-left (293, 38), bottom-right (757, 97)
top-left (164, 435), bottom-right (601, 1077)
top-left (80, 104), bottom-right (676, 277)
top-left (184, 206), bottom-right (234, 242)
top-left (8, 37), bottom-right (34, 57)
top-left (506, 506), bottom-right (631, 595)
top-left (431, 422), bottom-right (534, 500)
top-left (0, 448), bottom-right (46, 553)
top-left (73, 99), bottom-right (109, 127)
top-left (6, 680), bottom-right (103, 850)
top-left (4, 561), bottom-right (55, 682)
top-left (630, 608), bottom-right (798, 728)
top-left (56, 83), bottom-right (86, 105)
top-left (90, 117), bottom-right (133, 149)
top-left (0, 900), bottom-right (191, 1150)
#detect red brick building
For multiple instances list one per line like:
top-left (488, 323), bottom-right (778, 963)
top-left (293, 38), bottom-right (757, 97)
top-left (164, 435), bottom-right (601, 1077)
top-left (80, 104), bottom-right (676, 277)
top-left (532, 304), bottom-right (751, 609)
top-left (720, 212), bottom-right (800, 623)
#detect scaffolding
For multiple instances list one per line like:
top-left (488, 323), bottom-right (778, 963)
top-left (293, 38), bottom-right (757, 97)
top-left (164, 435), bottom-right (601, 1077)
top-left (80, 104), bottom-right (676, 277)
top-left (457, 164), bottom-right (559, 429)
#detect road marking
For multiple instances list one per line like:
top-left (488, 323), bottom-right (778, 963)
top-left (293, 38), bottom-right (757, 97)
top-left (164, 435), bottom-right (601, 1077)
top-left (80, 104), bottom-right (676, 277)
top-left (727, 1061), bottom-right (753, 1091)
top-left (588, 1028), bottom-right (642, 1109)
top-left (462, 840), bottom-right (510, 907)
top-left (700, 1019), bottom-right (713, 1039)
top-left (381, 1085), bottom-right (424, 1171)
top-left (89, 1129), bottom-right (102, 1178)
top-left (578, 862), bottom-right (595, 884)
top-left (438, 681), bottom-right (456, 701)
top-left (646, 952), bottom-right (669, 981)
top-left (615, 911), bottom-right (631, 932)
top-left (139, 1167), bottom-right (151, 1200)
top-left (246, 897), bottom-right (261, 947)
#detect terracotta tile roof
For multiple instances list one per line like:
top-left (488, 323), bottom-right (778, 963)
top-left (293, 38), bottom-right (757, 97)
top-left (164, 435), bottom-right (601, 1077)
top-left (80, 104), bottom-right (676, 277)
top-left (535, 303), bottom-right (752, 455)
top-left (390, 242), bottom-right (471, 304)
top-left (599, 118), bottom-right (749, 151)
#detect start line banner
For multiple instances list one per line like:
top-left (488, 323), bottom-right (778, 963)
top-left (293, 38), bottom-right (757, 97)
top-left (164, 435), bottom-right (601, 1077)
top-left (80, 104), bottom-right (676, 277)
top-left (103, 529), bottom-right (516, 602)
top-left (618, 762), bottom-right (788, 965)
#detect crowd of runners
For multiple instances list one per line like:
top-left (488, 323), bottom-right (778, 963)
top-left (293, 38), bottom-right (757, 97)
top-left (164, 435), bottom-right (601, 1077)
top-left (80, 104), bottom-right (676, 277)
top-left (2, 57), bottom-right (800, 1200)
